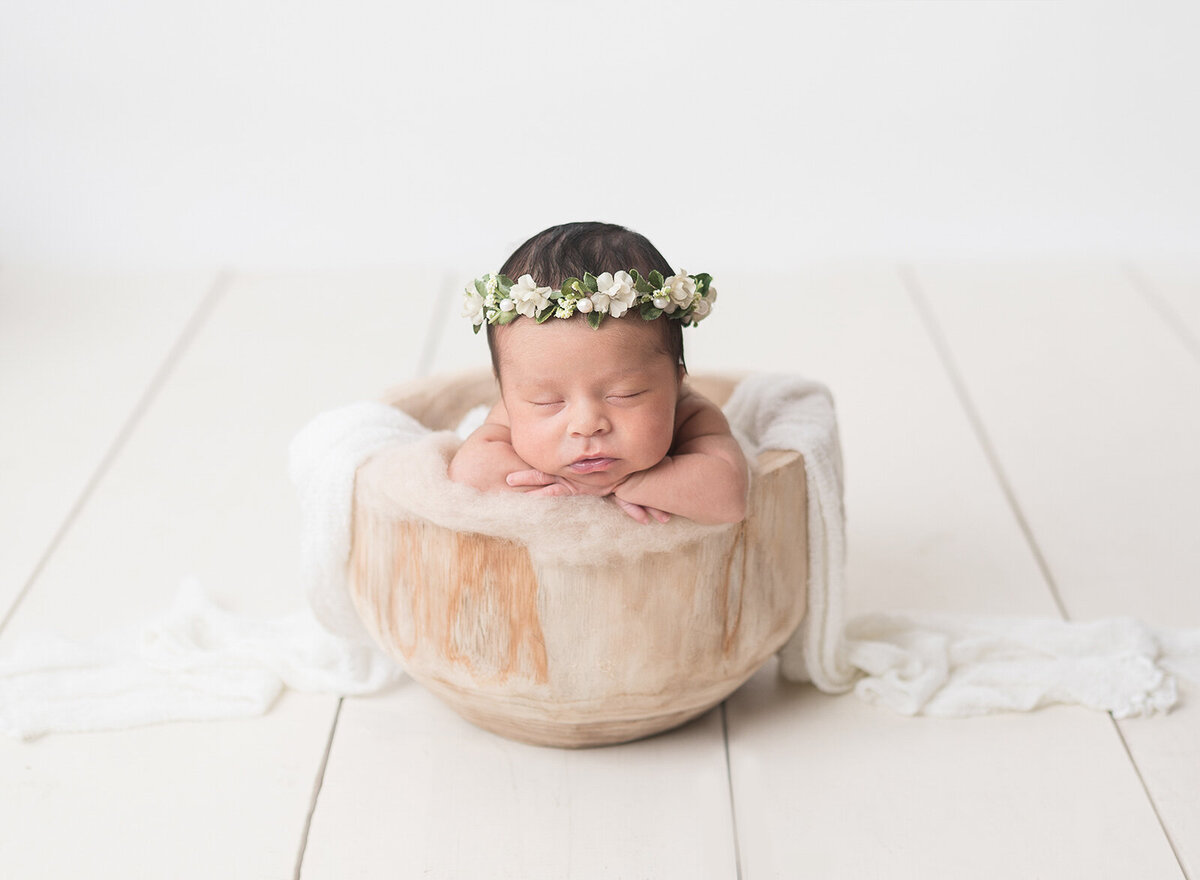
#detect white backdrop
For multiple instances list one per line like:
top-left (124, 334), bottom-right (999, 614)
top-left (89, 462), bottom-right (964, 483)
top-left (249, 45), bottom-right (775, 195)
top-left (1, 0), bottom-right (1196, 272)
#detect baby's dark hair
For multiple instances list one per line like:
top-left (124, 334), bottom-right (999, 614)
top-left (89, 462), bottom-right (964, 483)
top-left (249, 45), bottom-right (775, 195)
top-left (487, 221), bottom-right (686, 375)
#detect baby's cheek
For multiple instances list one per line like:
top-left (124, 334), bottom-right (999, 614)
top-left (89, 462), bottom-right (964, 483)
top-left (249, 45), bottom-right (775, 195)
top-left (654, 427), bottom-right (677, 461)
top-left (637, 419), bottom-right (677, 468)
top-left (509, 422), bottom-right (558, 473)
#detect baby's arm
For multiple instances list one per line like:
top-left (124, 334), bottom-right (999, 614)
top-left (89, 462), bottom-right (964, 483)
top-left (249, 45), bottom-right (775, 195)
top-left (613, 394), bottom-right (748, 525)
top-left (447, 404), bottom-right (542, 494)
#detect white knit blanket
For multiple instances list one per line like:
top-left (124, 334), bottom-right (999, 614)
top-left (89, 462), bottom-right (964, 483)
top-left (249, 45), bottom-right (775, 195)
top-left (2, 375), bottom-right (1197, 738)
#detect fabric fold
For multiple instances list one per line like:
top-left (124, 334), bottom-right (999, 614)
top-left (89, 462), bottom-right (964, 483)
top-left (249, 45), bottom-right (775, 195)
top-left (0, 578), bottom-right (398, 739)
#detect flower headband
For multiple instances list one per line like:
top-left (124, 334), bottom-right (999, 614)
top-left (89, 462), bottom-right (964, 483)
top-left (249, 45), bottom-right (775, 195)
top-left (463, 269), bottom-right (716, 332)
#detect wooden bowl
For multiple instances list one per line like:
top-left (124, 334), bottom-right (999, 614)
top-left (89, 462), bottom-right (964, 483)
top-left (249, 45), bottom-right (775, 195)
top-left (348, 371), bottom-right (807, 747)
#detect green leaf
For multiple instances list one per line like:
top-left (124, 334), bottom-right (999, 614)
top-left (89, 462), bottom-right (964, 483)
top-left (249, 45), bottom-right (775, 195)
top-left (472, 323), bottom-right (482, 334)
top-left (536, 307), bottom-right (555, 323)
top-left (641, 304), bottom-right (663, 321)
top-left (586, 310), bottom-right (603, 329)
top-left (559, 277), bottom-right (581, 299)
top-left (496, 308), bottom-right (518, 325)
top-left (497, 275), bottom-right (514, 295)
top-left (474, 278), bottom-right (488, 297)
top-left (634, 277), bottom-right (653, 294)
top-left (648, 270), bottom-right (665, 288)
top-left (582, 272), bottom-right (599, 293)
top-left (693, 273), bottom-right (712, 295)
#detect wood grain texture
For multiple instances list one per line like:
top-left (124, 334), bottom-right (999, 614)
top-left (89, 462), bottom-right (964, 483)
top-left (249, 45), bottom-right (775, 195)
top-left (349, 372), bottom-right (808, 747)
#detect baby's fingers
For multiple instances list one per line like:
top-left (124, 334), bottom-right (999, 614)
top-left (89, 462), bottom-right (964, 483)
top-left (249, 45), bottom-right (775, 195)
top-left (528, 483), bottom-right (573, 497)
top-left (506, 468), bottom-right (555, 487)
top-left (644, 506), bottom-right (672, 524)
top-left (613, 497), bottom-right (653, 525)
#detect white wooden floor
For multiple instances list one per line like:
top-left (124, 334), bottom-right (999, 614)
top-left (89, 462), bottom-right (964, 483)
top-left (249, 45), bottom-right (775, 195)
top-left (2, 261), bottom-right (1197, 879)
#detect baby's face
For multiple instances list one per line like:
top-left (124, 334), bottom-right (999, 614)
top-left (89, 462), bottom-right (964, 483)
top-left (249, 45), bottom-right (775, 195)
top-left (496, 316), bottom-right (681, 487)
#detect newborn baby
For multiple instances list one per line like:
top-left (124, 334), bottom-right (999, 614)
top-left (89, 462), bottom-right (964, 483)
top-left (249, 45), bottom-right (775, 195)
top-left (448, 221), bottom-right (748, 525)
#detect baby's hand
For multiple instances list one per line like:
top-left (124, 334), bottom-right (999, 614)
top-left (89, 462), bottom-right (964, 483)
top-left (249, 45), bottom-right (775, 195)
top-left (612, 497), bottom-right (671, 525)
top-left (505, 469), bottom-right (669, 523)
top-left (506, 468), bottom-right (624, 499)
top-left (505, 469), bottom-right (576, 497)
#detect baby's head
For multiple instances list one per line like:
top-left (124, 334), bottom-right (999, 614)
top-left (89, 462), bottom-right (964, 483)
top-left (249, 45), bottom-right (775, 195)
top-left (481, 222), bottom-right (697, 485)
top-left (488, 221), bottom-right (685, 376)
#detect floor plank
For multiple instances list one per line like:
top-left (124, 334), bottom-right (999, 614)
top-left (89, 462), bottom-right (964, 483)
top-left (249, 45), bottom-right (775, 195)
top-left (301, 686), bottom-right (737, 880)
top-left (733, 671), bottom-right (1177, 879)
top-left (706, 265), bottom-right (1182, 878)
top-left (0, 267), bottom-right (215, 620)
top-left (302, 273), bottom-right (740, 880)
top-left (0, 268), bottom-right (443, 878)
top-left (914, 261), bottom-right (1200, 878)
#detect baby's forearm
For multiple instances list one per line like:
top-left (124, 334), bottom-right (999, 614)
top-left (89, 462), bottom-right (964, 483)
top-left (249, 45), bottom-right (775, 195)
top-left (447, 427), bottom-right (532, 493)
top-left (614, 453), bottom-right (748, 524)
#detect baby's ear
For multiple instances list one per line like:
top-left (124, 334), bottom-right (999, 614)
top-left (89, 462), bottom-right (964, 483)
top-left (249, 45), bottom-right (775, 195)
top-left (676, 363), bottom-right (687, 385)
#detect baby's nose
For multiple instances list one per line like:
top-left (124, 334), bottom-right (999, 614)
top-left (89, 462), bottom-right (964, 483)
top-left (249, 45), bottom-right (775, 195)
top-left (569, 404), bottom-right (611, 437)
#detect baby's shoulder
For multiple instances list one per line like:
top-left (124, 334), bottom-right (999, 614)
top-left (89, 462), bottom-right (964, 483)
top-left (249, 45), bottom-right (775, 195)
top-left (673, 385), bottom-right (733, 441)
top-left (675, 385), bottom-right (717, 417)
top-left (484, 398), bottom-right (510, 428)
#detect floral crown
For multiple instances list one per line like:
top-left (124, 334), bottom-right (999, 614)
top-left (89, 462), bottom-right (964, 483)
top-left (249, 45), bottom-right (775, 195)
top-left (462, 269), bottom-right (716, 332)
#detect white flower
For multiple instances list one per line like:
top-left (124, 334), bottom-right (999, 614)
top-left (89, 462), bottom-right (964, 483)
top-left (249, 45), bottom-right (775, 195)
top-left (577, 297), bottom-right (594, 313)
top-left (462, 288), bottom-right (485, 326)
top-left (705, 284), bottom-right (718, 304)
top-left (593, 271), bottom-right (636, 317)
top-left (693, 298), bottom-right (711, 319)
top-left (598, 270), bottom-right (637, 318)
top-left (664, 272), bottom-right (697, 309)
top-left (510, 274), bottom-right (552, 318)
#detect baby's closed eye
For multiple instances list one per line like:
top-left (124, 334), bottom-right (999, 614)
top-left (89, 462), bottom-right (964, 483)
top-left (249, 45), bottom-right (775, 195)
top-left (606, 390), bottom-right (647, 403)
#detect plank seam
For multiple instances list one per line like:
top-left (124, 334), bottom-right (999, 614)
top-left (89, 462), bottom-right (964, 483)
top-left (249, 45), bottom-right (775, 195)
top-left (1110, 715), bottom-right (1191, 880)
top-left (293, 697), bottom-right (343, 880)
top-left (0, 269), bottom-right (233, 637)
top-left (721, 701), bottom-right (744, 880)
top-left (899, 264), bottom-right (1071, 622)
top-left (1123, 263), bottom-right (1200, 368)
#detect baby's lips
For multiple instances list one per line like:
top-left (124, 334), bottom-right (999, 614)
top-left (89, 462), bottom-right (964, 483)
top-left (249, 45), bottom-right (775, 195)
top-left (568, 456), bottom-right (616, 474)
